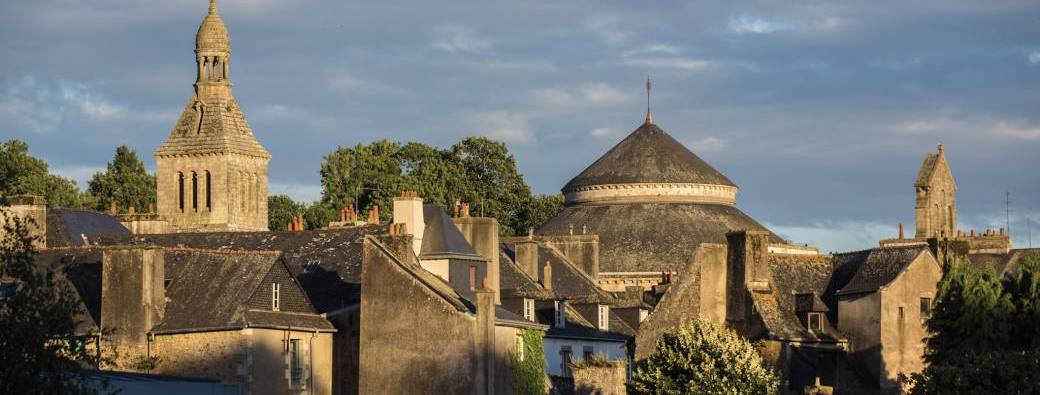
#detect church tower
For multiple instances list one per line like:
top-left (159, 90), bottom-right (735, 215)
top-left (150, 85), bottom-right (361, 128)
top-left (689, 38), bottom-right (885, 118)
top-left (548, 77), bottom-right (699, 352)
top-left (913, 144), bottom-right (956, 238)
top-left (154, 0), bottom-right (270, 232)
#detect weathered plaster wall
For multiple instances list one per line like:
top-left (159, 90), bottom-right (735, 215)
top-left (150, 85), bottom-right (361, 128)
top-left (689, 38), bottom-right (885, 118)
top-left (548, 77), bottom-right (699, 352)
top-left (101, 247), bottom-right (165, 365)
top-left (1, 197), bottom-right (47, 249)
top-left (359, 239), bottom-right (479, 394)
top-left (878, 254), bottom-right (940, 389)
top-left (838, 292), bottom-right (882, 382)
top-left (454, 217), bottom-right (501, 303)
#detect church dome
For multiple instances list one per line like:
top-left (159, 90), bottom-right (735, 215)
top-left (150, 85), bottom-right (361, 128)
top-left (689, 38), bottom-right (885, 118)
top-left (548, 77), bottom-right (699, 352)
top-left (195, 1), bottom-right (229, 51)
top-left (562, 121), bottom-right (738, 205)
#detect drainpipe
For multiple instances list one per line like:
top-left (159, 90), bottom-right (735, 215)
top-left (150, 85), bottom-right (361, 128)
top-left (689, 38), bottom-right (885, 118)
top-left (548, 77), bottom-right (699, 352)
top-left (146, 332), bottom-right (154, 372)
top-left (309, 331), bottom-right (318, 395)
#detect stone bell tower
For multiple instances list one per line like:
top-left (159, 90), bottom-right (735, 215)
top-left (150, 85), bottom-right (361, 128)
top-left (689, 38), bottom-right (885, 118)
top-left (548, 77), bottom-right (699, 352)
top-left (914, 144), bottom-right (956, 239)
top-left (154, 0), bottom-right (270, 232)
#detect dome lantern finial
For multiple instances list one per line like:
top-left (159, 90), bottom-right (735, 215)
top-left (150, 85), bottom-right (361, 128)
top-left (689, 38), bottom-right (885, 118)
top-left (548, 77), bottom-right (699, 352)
top-left (209, 0), bottom-right (218, 14)
top-left (645, 76), bottom-right (653, 125)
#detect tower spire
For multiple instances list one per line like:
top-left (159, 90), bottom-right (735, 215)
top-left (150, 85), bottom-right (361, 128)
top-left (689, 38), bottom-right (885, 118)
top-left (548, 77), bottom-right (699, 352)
top-left (209, 0), bottom-right (218, 14)
top-left (645, 76), bottom-right (653, 125)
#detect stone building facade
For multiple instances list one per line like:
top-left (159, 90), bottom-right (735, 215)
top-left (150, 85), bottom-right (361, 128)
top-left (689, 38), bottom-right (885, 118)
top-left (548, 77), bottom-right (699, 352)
top-left (914, 144), bottom-right (956, 239)
top-left (154, 0), bottom-right (270, 233)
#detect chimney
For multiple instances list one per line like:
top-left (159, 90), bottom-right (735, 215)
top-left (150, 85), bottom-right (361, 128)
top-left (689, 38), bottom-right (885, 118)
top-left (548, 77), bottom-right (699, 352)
top-left (454, 214), bottom-right (502, 304)
top-left (109, 200), bottom-right (117, 215)
top-left (460, 203), bottom-right (470, 218)
top-left (474, 278), bottom-right (496, 395)
top-left (147, 203), bottom-right (154, 214)
top-left (1000, 227), bottom-right (1005, 236)
top-left (514, 240), bottom-right (539, 280)
top-left (101, 247), bottom-right (165, 346)
top-left (898, 223), bottom-right (905, 240)
top-left (368, 205), bottom-right (380, 225)
top-left (128, 206), bottom-right (136, 215)
top-left (540, 260), bottom-right (553, 291)
top-left (970, 229), bottom-right (976, 237)
top-left (726, 230), bottom-right (771, 334)
top-left (392, 191), bottom-right (425, 256)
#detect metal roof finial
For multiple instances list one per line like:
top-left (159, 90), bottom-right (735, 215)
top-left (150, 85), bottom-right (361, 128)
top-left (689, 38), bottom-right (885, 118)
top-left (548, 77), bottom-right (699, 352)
top-left (209, 0), bottom-right (218, 14)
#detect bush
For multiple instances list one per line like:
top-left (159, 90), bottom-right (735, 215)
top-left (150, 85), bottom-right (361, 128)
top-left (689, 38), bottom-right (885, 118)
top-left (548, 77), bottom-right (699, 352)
top-left (631, 319), bottom-right (779, 395)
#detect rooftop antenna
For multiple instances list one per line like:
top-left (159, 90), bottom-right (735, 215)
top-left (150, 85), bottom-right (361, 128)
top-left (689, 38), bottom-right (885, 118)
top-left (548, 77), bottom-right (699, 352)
top-left (645, 76), bottom-right (653, 125)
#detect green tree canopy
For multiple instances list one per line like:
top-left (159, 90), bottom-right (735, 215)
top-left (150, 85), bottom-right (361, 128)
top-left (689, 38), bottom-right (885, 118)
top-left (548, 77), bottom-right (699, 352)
top-left (268, 195), bottom-right (304, 231)
top-left (319, 137), bottom-right (554, 235)
top-left (631, 319), bottom-right (779, 395)
top-left (0, 140), bottom-right (83, 208)
top-left (0, 213), bottom-right (104, 393)
top-left (908, 254), bottom-right (1040, 394)
top-left (86, 145), bottom-right (156, 213)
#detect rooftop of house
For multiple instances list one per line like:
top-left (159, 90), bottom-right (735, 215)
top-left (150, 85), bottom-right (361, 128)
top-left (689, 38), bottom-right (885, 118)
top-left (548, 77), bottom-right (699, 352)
top-left (831, 245), bottom-right (931, 297)
top-left (420, 204), bottom-right (487, 262)
top-left (754, 253), bottom-right (844, 343)
top-left (968, 248), bottom-right (1040, 279)
top-left (46, 208), bottom-right (131, 247)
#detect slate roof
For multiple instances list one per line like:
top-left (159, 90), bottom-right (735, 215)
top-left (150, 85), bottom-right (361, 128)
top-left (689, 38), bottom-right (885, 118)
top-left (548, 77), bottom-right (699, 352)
top-left (835, 246), bottom-right (931, 296)
top-left (539, 245), bottom-right (614, 304)
top-left (110, 226), bottom-right (386, 313)
top-left (366, 236), bottom-right (474, 314)
top-left (420, 204), bottom-right (486, 261)
top-left (46, 209), bottom-right (131, 247)
top-left (914, 149), bottom-right (953, 188)
top-left (563, 122), bottom-right (736, 192)
top-left (968, 248), bottom-right (1040, 279)
top-left (154, 250), bottom-right (333, 333)
top-left (754, 254), bottom-right (844, 343)
top-left (538, 202), bottom-right (779, 272)
top-left (32, 248), bottom-right (104, 334)
top-left (498, 251), bottom-right (555, 300)
top-left (155, 96), bottom-right (270, 158)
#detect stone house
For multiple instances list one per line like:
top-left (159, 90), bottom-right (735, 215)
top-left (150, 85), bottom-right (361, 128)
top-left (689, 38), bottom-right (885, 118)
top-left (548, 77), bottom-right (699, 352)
top-left (31, 245), bottom-right (336, 395)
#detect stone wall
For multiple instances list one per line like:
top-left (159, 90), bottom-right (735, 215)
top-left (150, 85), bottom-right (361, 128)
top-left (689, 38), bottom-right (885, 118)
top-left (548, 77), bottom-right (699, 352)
top-left (101, 247), bottom-right (165, 360)
top-left (878, 252), bottom-right (940, 390)
top-left (1, 195), bottom-right (47, 249)
top-left (454, 216), bottom-right (501, 303)
top-left (156, 153), bottom-right (269, 233)
top-left (572, 360), bottom-right (627, 395)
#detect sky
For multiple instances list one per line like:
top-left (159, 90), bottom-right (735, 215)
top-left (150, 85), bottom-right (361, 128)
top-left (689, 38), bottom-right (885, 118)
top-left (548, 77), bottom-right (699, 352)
top-left (1, 0), bottom-right (1038, 253)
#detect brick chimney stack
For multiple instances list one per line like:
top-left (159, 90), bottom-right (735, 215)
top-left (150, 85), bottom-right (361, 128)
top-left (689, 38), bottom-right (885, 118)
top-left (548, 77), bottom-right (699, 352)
top-left (368, 205), bottom-right (380, 225)
top-left (898, 223), bottom-right (905, 240)
top-left (540, 260), bottom-right (553, 291)
top-left (128, 206), bottom-right (136, 215)
top-left (392, 191), bottom-right (424, 256)
top-left (109, 200), bottom-right (118, 215)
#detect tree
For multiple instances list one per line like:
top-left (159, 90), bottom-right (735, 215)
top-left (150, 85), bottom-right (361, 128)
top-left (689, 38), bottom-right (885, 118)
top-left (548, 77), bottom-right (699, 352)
top-left (0, 212), bottom-right (103, 394)
top-left (318, 137), bottom-right (539, 235)
top-left (631, 319), bottom-right (779, 395)
top-left (303, 202), bottom-right (337, 230)
top-left (907, 254), bottom-right (1040, 394)
top-left (268, 195), bottom-right (304, 231)
top-left (86, 146), bottom-right (156, 213)
top-left (515, 194), bottom-right (564, 235)
top-left (0, 140), bottom-right (83, 208)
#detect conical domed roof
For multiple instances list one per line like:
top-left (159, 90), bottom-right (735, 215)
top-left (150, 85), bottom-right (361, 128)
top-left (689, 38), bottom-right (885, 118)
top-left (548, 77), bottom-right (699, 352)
top-left (196, 1), bottom-right (229, 51)
top-left (563, 122), bottom-right (735, 193)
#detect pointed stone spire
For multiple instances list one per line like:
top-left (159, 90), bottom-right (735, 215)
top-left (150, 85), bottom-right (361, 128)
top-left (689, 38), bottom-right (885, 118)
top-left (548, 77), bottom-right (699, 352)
top-left (645, 76), bottom-right (653, 125)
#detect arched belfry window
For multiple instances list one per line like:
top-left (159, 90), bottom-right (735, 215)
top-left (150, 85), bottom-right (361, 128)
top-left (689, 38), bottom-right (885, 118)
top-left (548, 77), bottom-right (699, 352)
top-left (205, 171), bottom-right (212, 210)
top-left (178, 172), bottom-right (185, 212)
top-left (191, 172), bottom-right (199, 211)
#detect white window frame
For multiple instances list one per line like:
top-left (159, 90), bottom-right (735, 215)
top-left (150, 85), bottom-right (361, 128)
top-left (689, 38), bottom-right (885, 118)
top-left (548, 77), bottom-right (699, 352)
top-left (272, 283), bottom-right (281, 311)
top-left (555, 301), bottom-right (566, 328)
top-left (598, 305), bottom-right (609, 331)
top-left (523, 298), bottom-right (535, 321)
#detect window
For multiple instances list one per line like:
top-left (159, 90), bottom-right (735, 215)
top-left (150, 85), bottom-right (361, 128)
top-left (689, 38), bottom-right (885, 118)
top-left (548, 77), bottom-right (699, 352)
top-left (808, 312), bottom-right (823, 332)
top-left (177, 172), bottom-right (185, 212)
top-left (515, 335), bottom-right (524, 362)
top-left (469, 266), bottom-right (477, 291)
top-left (560, 346), bottom-right (573, 377)
top-left (272, 283), bottom-right (280, 311)
top-left (583, 346), bottom-right (594, 361)
top-left (598, 305), bottom-right (609, 330)
top-left (898, 306), bottom-right (905, 321)
top-left (289, 339), bottom-right (303, 388)
top-left (205, 171), bottom-right (211, 210)
top-left (523, 298), bottom-right (535, 321)
top-left (0, 282), bottom-right (15, 300)
top-left (920, 297), bottom-right (932, 318)
top-left (191, 172), bottom-right (198, 211)
top-left (555, 301), bottom-right (566, 328)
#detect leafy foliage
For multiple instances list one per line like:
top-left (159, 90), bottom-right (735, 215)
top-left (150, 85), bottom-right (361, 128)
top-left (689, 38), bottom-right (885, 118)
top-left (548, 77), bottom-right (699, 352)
top-left (0, 212), bottom-right (103, 394)
top-left (268, 195), bottom-right (304, 231)
top-left (319, 137), bottom-right (556, 235)
top-left (907, 253), bottom-right (1040, 394)
top-left (303, 202), bottom-right (337, 230)
top-left (514, 194), bottom-right (564, 236)
top-left (512, 329), bottom-right (546, 395)
top-left (631, 319), bottom-right (779, 395)
top-left (86, 145), bottom-right (156, 213)
top-left (0, 140), bottom-right (84, 208)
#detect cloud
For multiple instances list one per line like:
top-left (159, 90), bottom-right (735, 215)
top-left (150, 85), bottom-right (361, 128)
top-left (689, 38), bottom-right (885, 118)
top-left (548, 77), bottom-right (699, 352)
top-left (622, 44), bottom-right (683, 57)
top-left (533, 83), bottom-right (634, 109)
top-left (891, 117), bottom-right (1040, 141)
top-left (590, 128), bottom-right (620, 138)
top-left (994, 122), bottom-right (1040, 141)
top-left (892, 118), bottom-right (958, 134)
top-left (1030, 51), bottom-right (1040, 64)
top-left (622, 58), bottom-right (713, 72)
top-left (687, 137), bottom-right (725, 152)
top-left (60, 81), bottom-right (126, 121)
top-left (765, 220), bottom-right (896, 253)
top-left (429, 25), bottom-right (493, 54)
top-left (466, 111), bottom-right (532, 143)
top-left (729, 16), bottom-right (785, 34)
top-left (0, 77), bottom-right (65, 134)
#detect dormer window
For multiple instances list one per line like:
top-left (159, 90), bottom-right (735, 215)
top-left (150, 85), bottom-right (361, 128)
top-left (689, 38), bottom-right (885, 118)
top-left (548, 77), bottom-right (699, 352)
top-left (272, 283), bottom-right (281, 311)
top-left (598, 305), bottom-right (609, 331)
top-left (807, 312), bottom-right (824, 332)
top-left (555, 300), bottom-right (566, 328)
top-left (523, 298), bottom-right (535, 321)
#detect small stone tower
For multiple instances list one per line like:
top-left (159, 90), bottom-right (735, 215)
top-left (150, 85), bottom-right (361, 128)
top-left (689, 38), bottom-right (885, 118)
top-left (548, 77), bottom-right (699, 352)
top-left (154, 0), bottom-right (270, 232)
top-left (914, 144), bottom-right (956, 238)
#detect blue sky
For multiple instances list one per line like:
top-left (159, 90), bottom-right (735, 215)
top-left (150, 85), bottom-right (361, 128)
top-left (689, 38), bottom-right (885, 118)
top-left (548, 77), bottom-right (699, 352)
top-left (2, 0), bottom-right (1038, 252)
